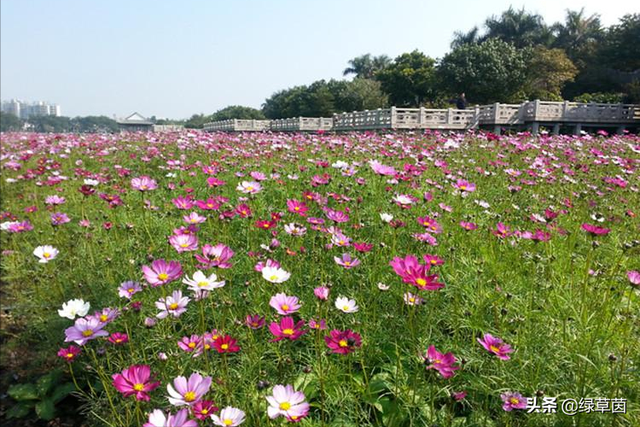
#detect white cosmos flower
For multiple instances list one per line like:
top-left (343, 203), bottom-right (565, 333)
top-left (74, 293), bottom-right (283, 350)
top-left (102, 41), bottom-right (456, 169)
top-left (33, 245), bottom-right (59, 263)
top-left (335, 296), bottom-right (358, 313)
top-left (377, 282), bottom-right (390, 291)
top-left (58, 298), bottom-right (90, 319)
top-left (182, 270), bottom-right (225, 292)
top-left (380, 213), bottom-right (393, 223)
top-left (262, 266), bottom-right (291, 284)
top-left (236, 181), bottom-right (262, 194)
top-left (83, 179), bottom-right (99, 186)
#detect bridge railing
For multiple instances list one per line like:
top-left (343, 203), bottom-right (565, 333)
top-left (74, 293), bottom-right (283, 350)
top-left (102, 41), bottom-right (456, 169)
top-left (203, 119), bottom-right (271, 132)
top-left (270, 117), bottom-right (333, 131)
top-left (522, 100), bottom-right (639, 123)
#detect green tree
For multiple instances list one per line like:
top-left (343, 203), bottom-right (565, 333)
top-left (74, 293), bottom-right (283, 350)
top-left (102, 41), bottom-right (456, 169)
top-left (484, 7), bottom-right (553, 48)
top-left (27, 115), bottom-right (72, 133)
top-left (552, 9), bottom-right (603, 68)
top-left (184, 114), bottom-right (209, 129)
top-left (437, 39), bottom-right (529, 104)
top-left (450, 26), bottom-right (481, 49)
top-left (0, 112), bottom-right (24, 132)
top-left (524, 47), bottom-right (578, 100)
top-left (599, 14), bottom-right (640, 72)
top-left (70, 116), bottom-right (119, 133)
top-left (210, 105), bottom-right (266, 121)
top-left (343, 54), bottom-right (392, 79)
top-left (332, 78), bottom-right (389, 112)
top-left (376, 50), bottom-right (437, 106)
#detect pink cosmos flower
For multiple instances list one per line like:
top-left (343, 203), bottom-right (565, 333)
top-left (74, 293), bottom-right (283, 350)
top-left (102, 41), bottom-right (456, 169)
top-left (269, 317), bottom-right (307, 342)
top-left (172, 196), bottom-right (194, 210)
top-left (64, 316), bottom-right (109, 345)
top-left (269, 293), bottom-right (302, 315)
top-left (287, 199), bottom-right (308, 216)
top-left (112, 365), bottom-right (161, 401)
top-left (192, 400), bottom-right (219, 420)
top-left (325, 329), bottom-right (362, 354)
top-left (477, 333), bottom-right (514, 360)
top-left (118, 281), bottom-right (142, 299)
top-left (454, 179), bottom-right (476, 192)
top-left (325, 208), bottom-right (349, 223)
top-left (195, 244), bottom-right (234, 269)
top-left (169, 234), bottom-right (199, 253)
top-left (178, 334), bottom-right (203, 357)
top-left (211, 407), bottom-right (245, 427)
top-left (314, 286), bottom-right (330, 300)
top-left (266, 384), bottom-right (310, 420)
top-left (143, 409), bottom-right (198, 427)
top-left (403, 292), bottom-right (424, 306)
top-left (417, 216), bottom-right (442, 234)
top-left (108, 332), bottom-right (129, 345)
top-left (167, 372), bottom-right (212, 406)
top-left (423, 254), bottom-right (444, 267)
top-left (501, 392), bottom-right (527, 411)
top-left (369, 160), bottom-right (396, 176)
top-left (460, 221), bottom-right (478, 231)
top-left (131, 176), bottom-right (158, 191)
top-left (155, 290), bottom-right (190, 319)
top-left (628, 271), bottom-right (640, 286)
top-left (196, 197), bottom-right (222, 210)
top-left (353, 242), bottom-right (373, 252)
top-left (235, 203), bottom-right (252, 218)
top-left (236, 181), bottom-right (262, 194)
top-left (389, 255), bottom-right (444, 291)
top-left (206, 177), bottom-right (226, 187)
top-left (142, 259), bottom-right (183, 287)
top-left (493, 222), bottom-right (513, 238)
top-left (183, 212), bottom-right (207, 224)
top-left (334, 253), bottom-right (360, 269)
top-left (245, 314), bottom-right (266, 329)
top-left (45, 195), bottom-right (66, 205)
top-left (423, 345), bottom-right (459, 378)
top-left (51, 212), bottom-right (70, 225)
top-left (309, 318), bottom-right (327, 330)
top-left (6, 220), bottom-right (34, 233)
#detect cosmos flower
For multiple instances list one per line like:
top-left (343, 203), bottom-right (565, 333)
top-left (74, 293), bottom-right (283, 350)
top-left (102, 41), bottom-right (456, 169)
top-left (454, 179), bottom-right (476, 192)
top-left (423, 345), bottom-right (459, 378)
top-left (195, 244), bottom-right (234, 269)
top-left (236, 181), bottom-right (262, 194)
top-left (51, 212), bottom-right (70, 226)
top-left (380, 213), bottom-right (393, 223)
top-left (57, 345), bottom-right (81, 362)
top-left (118, 281), bottom-right (142, 299)
top-left (287, 199), bottom-right (308, 216)
top-left (143, 409), bottom-right (197, 427)
top-left (183, 270), bottom-right (225, 293)
top-left (192, 400), bottom-right (219, 421)
top-left (112, 365), bottom-right (161, 401)
top-left (628, 271), bottom-right (640, 286)
top-left (211, 407), bottom-right (246, 427)
top-left (266, 384), bottom-right (310, 420)
top-left (33, 245), bottom-right (59, 263)
top-left (213, 335), bottom-right (240, 353)
top-left (131, 176), bottom-right (158, 191)
top-left (58, 298), bottom-right (90, 319)
top-left (167, 372), bottom-right (212, 406)
top-left (477, 333), bottom-right (514, 360)
top-left (269, 293), bottom-right (302, 315)
top-left (64, 316), bottom-right (109, 345)
top-left (169, 234), bottom-right (199, 253)
top-left (314, 286), bottom-right (330, 300)
top-left (335, 296), bottom-right (358, 313)
top-left (178, 334), bottom-right (203, 357)
top-left (142, 259), bottom-right (183, 287)
top-left (325, 208), bottom-right (349, 223)
top-left (262, 266), bottom-right (291, 283)
top-left (501, 392), bottom-right (527, 411)
top-left (325, 329), bottom-right (362, 354)
top-left (403, 292), bottom-right (424, 306)
top-left (369, 160), bottom-right (396, 176)
top-left (269, 317), bottom-right (307, 342)
top-left (245, 314), bottom-right (266, 329)
top-left (108, 332), bottom-right (129, 345)
top-left (155, 290), bottom-right (190, 319)
top-left (581, 223), bottom-right (611, 236)
top-left (334, 253), bottom-right (360, 269)
top-left (183, 212), bottom-right (207, 224)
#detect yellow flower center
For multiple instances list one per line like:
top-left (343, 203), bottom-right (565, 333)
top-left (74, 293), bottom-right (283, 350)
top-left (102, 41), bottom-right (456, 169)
top-left (180, 243), bottom-right (189, 247)
top-left (294, 207), bottom-right (300, 211)
top-left (169, 303), bottom-right (179, 310)
top-left (157, 273), bottom-right (169, 281)
top-left (204, 344), bottom-right (211, 350)
top-left (342, 305), bottom-right (350, 311)
top-left (100, 314), bottom-right (108, 322)
top-left (416, 278), bottom-right (427, 287)
top-left (128, 288), bottom-right (135, 293)
top-left (188, 342), bottom-right (196, 348)
top-left (434, 358), bottom-right (441, 364)
top-left (221, 343), bottom-right (229, 350)
top-left (246, 186), bottom-right (253, 191)
top-left (490, 345), bottom-right (500, 353)
top-left (82, 329), bottom-right (94, 337)
top-left (133, 383), bottom-right (144, 391)
top-left (66, 353), bottom-right (74, 358)
top-left (223, 419), bottom-right (233, 426)
top-left (510, 397), bottom-right (519, 405)
top-left (184, 391), bottom-right (196, 402)
top-left (279, 401), bottom-right (291, 410)
top-left (338, 339), bottom-right (348, 347)
top-left (281, 304), bottom-right (289, 311)
top-left (43, 252), bottom-right (51, 258)
top-left (409, 297), bottom-right (415, 303)
top-left (269, 275), bottom-right (279, 281)
top-left (460, 185), bottom-right (467, 190)
top-left (198, 281), bottom-right (209, 287)
top-left (283, 328), bottom-right (294, 335)
top-left (430, 260), bottom-right (437, 265)
top-left (344, 261), bottom-right (351, 266)
top-left (263, 223), bottom-right (269, 228)
top-left (201, 409), bottom-right (209, 415)
top-left (291, 416), bottom-right (298, 420)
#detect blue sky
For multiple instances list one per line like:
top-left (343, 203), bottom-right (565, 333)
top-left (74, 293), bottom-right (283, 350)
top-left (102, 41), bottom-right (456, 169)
top-left (1, 0), bottom-right (635, 119)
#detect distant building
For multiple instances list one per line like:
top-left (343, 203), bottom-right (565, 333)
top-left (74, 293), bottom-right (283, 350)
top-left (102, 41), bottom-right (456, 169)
top-left (117, 112), bottom-right (154, 132)
top-left (153, 124), bottom-right (184, 132)
top-left (1, 99), bottom-right (61, 119)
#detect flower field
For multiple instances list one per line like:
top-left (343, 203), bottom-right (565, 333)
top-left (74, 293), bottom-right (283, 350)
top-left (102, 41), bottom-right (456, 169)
top-left (1, 130), bottom-right (639, 427)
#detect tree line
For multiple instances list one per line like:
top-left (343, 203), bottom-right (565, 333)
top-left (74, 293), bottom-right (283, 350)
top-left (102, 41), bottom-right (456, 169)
top-left (2, 8), bottom-right (637, 132)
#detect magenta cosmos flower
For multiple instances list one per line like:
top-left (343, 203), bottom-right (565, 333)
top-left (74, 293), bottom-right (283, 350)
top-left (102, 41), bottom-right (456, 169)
top-left (245, 314), bottom-right (265, 329)
top-left (628, 270), bottom-right (640, 286)
top-left (57, 345), bottom-right (81, 362)
top-left (143, 409), bottom-right (197, 427)
top-left (131, 176), bottom-right (158, 191)
top-left (314, 286), bottom-right (330, 300)
top-left (167, 372), bottom-right (212, 406)
top-left (325, 329), bottom-right (362, 354)
top-left (269, 293), bottom-right (302, 315)
top-left (266, 384), bottom-right (310, 421)
top-left (389, 255), bottom-right (444, 291)
top-left (501, 392), bottom-right (527, 411)
top-left (581, 223), bottom-right (611, 236)
top-left (142, 259), bottom-right (183, 287)
top-left (454, 179), bottom-right (476, 192)
top-left (155, 290), bottom-right (190, 318)
top-left (64, 316), bottom-right (109, 345)
top-left (269, 317), bottom-right (307, 342)
top-left (195, 243), bottom-right (234, 269)
top-left (112, 365), bottom-right (161, 401)
top-left (287, 199), bottom-right (309, 216)
top-left (423, 345), bottom-right (459, 379)
top-left (477, 333), bottom-right (514, 360)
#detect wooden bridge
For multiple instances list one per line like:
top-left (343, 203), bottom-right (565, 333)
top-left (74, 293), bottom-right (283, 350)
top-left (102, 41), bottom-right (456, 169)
top-left (203, 100), bottom-right (640, 134)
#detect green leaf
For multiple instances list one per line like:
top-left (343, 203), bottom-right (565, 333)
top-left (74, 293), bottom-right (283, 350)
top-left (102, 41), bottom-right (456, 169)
top-left (7, 383), bottom-right (39, 401)
top-left (6, 402), bottom-right (32, 419)
top-left (51, 382), bottom-right (76, 403)
top-left (35, 399), bottom-right (56, 421)
top-left (36, 370), bottom-right (62, 397)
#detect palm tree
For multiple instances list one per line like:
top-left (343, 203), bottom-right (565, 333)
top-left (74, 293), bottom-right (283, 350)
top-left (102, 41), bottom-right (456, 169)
top-left (450, 26), bottom-right (480, 49)
top-left (484, 7), bottom-right (552, 48)
top-left (343, 54), bottom-right (391, 79)
top-left (552, 9), bottom-right (603, 66)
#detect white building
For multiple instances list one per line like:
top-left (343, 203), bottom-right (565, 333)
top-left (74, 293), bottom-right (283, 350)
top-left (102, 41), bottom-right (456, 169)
top-left (1, 99), bottom-right (61, 118)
